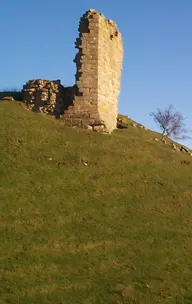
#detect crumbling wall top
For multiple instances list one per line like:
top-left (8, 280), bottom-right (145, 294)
top-left (82, 9), bottom-right (120, 32)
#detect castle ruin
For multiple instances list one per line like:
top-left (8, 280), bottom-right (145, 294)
top-left (23, 9), bottom-right (123, 133)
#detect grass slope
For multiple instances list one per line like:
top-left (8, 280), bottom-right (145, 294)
top-left (0, 101), bottom-right (192, 304)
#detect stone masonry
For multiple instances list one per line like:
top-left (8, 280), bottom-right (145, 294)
top-left (23, 79), bottom-right (64, 116)
top-left (22, 9), bottom-right (124, 133)
top-left (62, 9), bottom-right (123, 132)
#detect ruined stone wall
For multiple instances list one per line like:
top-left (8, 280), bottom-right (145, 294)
top-left (23, 79), bottom-right (73, 117)
top-left (62, 9), bottom-right (123, 133)
top-left (22, 9), bottom-right (123, 133)
top-left (97, 15), bottom-right (123, 132)
top-left (62, 10), bottom-right (100, 129)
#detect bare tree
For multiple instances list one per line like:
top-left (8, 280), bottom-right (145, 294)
top-left (150, 105), bottom-right (191, 140)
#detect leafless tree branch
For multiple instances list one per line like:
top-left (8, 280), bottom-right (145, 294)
top-left (150, 105), bottom-right (191, 140)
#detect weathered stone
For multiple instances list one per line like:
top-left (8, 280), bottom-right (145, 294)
top-left (180, 146), bottom-right (189, 153)
top-left (62, 9), bottom-right (123, 133)
top-left (22, 80), bottom-right (74, 117)
top-left (22, 9), bottom-right (124, 132)
top-left (172, 143), bottom-right (177, 149)
top-left (2, 96), bottom-right (14, 101)
top-left (180, 145), bottom-right (192, 155)
top-left (87, 125), bottom-right (93, 131)
top-left (92, 124), bottom-right (106, 132)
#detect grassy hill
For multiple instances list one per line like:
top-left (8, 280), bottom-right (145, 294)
top-left (0, 101), bottom-right (192, 304)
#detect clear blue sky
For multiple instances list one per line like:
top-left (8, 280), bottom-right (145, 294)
top-left (1, 0), bottom-right (192, 148)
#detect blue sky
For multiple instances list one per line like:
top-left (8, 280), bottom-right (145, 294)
top-left (1, 0), bottom-right (192, 148)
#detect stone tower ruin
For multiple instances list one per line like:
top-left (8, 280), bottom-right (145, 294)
top-left (62, 9), bottom-right (124, 132)
top-left (23, 9), bottom-right (124, 133)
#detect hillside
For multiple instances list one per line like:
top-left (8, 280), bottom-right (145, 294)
top-left (0, 101), bottom-right (192, 304)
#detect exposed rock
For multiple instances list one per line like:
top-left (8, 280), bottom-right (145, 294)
top-left (92, 124), bottom-right (106, 132)
top-left (117, 117), bottom-right (127, 124)
top-left (117, 122), bottom-right (128, 129)
top-left (171, 143), bottom-right (192, 155)
top-left (172, 143), bottom-right (180, 152)
top-left (129, 122), bottom-right (148, 130)
top-left (2, 96), bottom-right (14, 101)
top-left (87, 125), bottom-right (93, 131)
top-left (180, 145), bottom-right (191, 155)
top-left (117, 115), bottom-right (128, 129)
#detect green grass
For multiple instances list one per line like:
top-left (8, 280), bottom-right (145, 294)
top-left (0, 101), bottom-right (192, 304)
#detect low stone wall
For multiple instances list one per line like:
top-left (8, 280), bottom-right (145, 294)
top-left (23, 79), bottom-right (74, 117)
top-left (23, 79), bottom-right (61, 115)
